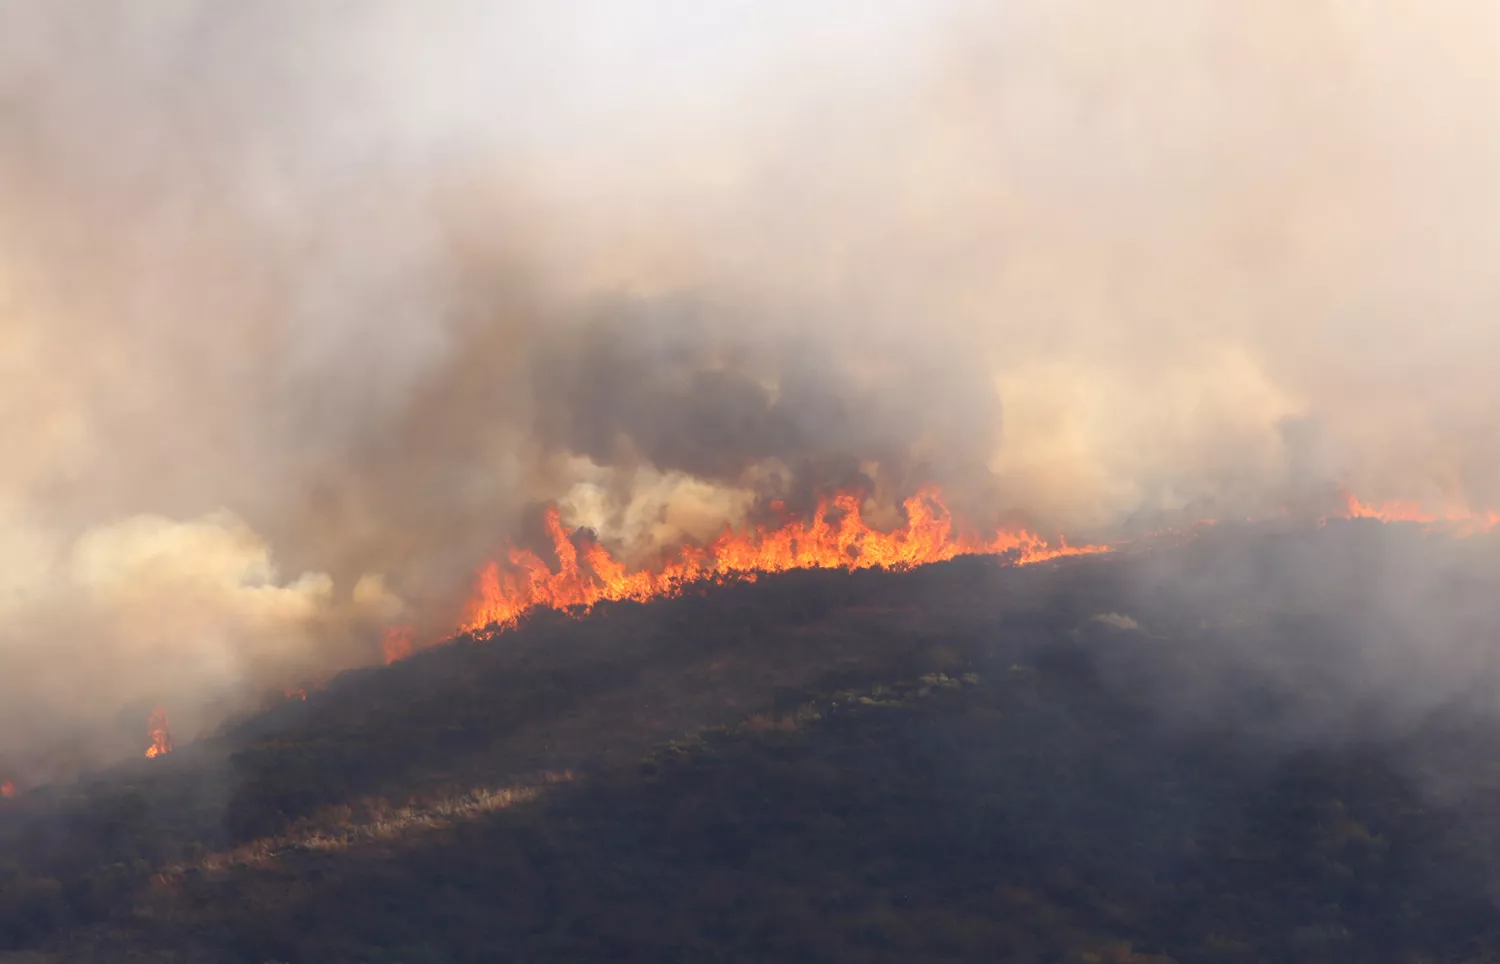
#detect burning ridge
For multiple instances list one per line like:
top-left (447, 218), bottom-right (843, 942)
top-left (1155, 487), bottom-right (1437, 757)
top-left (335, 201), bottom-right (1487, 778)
top-left (453, 486), bottom-right (1106, 647)
top-left (395, 483), bottom-right (1500, 665)
top-left (1339, 491), bottom-right (1500, 533)
top-left (55, 482), bottom-right (1496, 783)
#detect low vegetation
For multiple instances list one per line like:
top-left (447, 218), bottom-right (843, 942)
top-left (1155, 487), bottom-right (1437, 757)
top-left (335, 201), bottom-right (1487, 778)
top-left (4, 525), bottom-right (1500, 962)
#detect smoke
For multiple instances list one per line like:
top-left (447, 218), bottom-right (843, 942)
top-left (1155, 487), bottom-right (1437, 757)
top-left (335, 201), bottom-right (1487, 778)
top-left (0, 512), bottom-right (394, 776)
top-left (2, 0), bottom-right (1500, 770)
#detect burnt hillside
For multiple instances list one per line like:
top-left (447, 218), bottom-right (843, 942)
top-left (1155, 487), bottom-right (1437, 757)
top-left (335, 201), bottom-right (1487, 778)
top-left (4, 522), bottom-right (1500, 962)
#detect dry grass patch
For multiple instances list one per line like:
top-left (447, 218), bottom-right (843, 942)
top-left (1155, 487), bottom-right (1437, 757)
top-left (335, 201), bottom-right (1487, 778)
top-left (155, 771), bottom-right (574, 883)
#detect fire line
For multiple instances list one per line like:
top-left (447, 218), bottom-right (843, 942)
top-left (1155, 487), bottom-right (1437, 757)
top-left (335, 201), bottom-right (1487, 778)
top-left (456, 486), bottom-right (1105, 645)
top-left (369, 485), bottom-right (1500, 667)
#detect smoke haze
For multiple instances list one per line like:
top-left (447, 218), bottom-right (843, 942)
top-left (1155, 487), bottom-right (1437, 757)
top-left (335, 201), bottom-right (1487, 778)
top-left (3, 1), bottom-right (1500, 770)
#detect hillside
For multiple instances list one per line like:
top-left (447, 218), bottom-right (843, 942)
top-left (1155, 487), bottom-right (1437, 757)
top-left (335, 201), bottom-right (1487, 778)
top-left (4, 523), bottom-right (1500, 962)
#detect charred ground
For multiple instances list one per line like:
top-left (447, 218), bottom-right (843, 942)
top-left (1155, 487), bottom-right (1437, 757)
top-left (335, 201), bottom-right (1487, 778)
top-left (4, 523), bottom-right (1500, 962)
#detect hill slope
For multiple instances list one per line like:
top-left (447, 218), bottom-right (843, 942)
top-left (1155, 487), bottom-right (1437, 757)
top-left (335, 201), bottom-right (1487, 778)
top-left (5, 523), bottom-right (1500, 962)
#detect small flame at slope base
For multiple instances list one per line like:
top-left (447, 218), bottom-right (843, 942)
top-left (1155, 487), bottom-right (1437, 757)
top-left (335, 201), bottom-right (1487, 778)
top-left (458, 486), bottom-right (1107, 641)
top-left (144, 707), bottom-right (174, 759)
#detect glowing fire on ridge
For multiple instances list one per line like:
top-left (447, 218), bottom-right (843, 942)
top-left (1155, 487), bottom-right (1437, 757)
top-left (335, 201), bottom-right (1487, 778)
top-left (455, 486), bottom-right (1106, 643)
top-left (372, 485), bottom-right (1500, 666)
top-left (0, 780), bottom-right (14, 798)
top-left (1338, 491), bottom-right (1500, 532)
top-left (144, 707), bottom-right (174, 759)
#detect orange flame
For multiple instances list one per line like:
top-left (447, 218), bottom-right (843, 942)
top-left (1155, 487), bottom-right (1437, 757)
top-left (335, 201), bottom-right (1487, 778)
top-left (0, 780), bottom-right (14, 798)
top-left (458, 486), bottom-right (1107, 639)
top-left (1337, 491), bottom-right (1500, 533)
top-left (382, 626), bottom-right (416, 664)
top-left (359, 484), bottom-right (1500, 670)
top-left (285, 688), bottom-right (308, 701)
top-left (143, 707), bottom-right (174, 759)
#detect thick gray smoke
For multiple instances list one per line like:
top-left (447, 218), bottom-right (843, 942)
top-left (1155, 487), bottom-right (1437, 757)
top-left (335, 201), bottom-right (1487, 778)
top-left (2, 1), bottom-right (1499, 772)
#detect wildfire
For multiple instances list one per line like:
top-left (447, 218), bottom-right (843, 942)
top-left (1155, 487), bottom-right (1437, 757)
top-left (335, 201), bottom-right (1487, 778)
top-left (1337, 491), bottom-right (1500, 533)
top-left (373, 483), bottom-right (1500, 667)
top-left (144, 707), bottom-right (174, 759)
top-left (458, 486), bottom-right (1107, 640)
top-left (0, 780), bottom-right (14, 798)
top-left (382, 626), bottom-right (415, 665)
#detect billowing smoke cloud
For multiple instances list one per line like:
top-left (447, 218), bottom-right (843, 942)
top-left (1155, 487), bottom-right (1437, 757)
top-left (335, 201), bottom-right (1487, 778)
top-left (3, 0), bottom-right (1499, 770)
top-left (0, 511), bottom-right (399, 779)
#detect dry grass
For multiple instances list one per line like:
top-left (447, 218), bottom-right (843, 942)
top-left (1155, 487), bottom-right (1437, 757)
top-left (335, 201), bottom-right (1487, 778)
top-left (154, 771), bottom-right (574, 884)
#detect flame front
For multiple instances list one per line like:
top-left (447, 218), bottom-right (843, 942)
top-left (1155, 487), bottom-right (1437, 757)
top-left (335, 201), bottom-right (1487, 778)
top-left (0, 780), bottom-right (14, 798)
top-left (374, 484), bottom-right (1500, 666)
top-left (1339, 491), bottom-right (1500, 533)
top-left (458, 486), bottom-right (1106, 640)
top-left (143, 707), bottom-right (174, 759)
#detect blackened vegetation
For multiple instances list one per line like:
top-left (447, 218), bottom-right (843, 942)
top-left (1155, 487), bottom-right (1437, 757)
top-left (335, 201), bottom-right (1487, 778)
top-left (4, 524), bottom-right (1500, 962)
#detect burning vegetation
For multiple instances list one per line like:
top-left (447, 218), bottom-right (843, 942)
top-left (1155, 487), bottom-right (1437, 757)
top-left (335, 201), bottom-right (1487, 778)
top-left (410, 486), bottom-right (1108, 658)
top-left (377, 483), bottom-right (1500, 666)
top-left (8, 3), bottom-right (1500, 959)
top-left (67, 484), bottom-right (1500, 760)
top-left (381, 626), bottom-right (416, 665)
top-left (8, 517), bottom-right (1500, 963)
top-left (1339, 491), bottom-right (1500, 533)
top-left (143, 708), bottom-right (173, 760)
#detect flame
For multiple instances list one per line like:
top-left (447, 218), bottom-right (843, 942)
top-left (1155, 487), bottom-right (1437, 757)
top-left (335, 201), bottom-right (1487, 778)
top-left (0, 780), bottom-right (14, 798)
top-left (143, 707), bottom-right (174, 759)
top-left (1337, 491), bottom-right (1500, 533)
top-left (369, 482), bottom-right (1500, 667)
top-left (285, 687), bottom-right (308, 701)
top-left (382, 626), bottom-right (416, 664)
top-left (458, 486), bottom-right (1107, 639)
